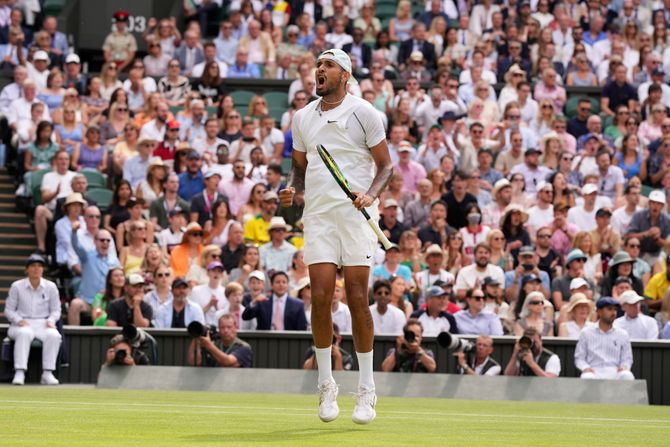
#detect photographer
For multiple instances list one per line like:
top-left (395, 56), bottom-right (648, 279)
top-left (381, 319), bottom-right (436, 373)
top-left (503, 327), bottom-right (560, 378)
top-left (104, 334), bottom-right (151, 366)
top-left (303, 324), bottom-right (353, 371)
top-left (187, 313), bottom-right (253, 368)
top-left (455, 335), bottom-right (501, 376)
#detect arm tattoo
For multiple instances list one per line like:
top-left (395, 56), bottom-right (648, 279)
top-left (287, 163), bottom-right (306, 195)
top-left (366, 165), bottom-right (393, 200)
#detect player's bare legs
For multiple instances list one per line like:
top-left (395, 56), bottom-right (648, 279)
top-left (344, 265), bottom-right (377, 424)
top-left (309, 262), bottom-right (339, 422)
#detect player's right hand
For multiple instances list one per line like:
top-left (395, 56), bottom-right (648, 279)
top-left (278, 187), bottom-right (295, 207)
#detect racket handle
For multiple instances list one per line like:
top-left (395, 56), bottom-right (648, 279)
top-left (367, 217), bottom-right (393, 250)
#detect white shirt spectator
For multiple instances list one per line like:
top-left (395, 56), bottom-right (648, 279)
top-left (7, 96), bottom-right (50, 127)
top-left (26, 63), bottom-right (48, 90)
top-left (574, 325), bottom-right (634, 372)
top-left (526, 206), bottom-right (554, 236)
top-left (637, 81), bottom-right (670, 107)
top-left (369, 303), bottom-right (406, 335)
top-left (190, 284), bottom-right (230, 326)
top-left (567, 205), bottom-right (597, 232)
top-left (332, 301), bottom-right (352, 334)
top-left (254, 127), bottom-right (284, 160)
top-left (454, 263), bottom-right (505, 293)
top-left (613, 314), bottom-right (659, 340)
top-left (611, 206), bottom-right (643, 236)
top-left (414, 311), bottom-right (453, 337)
top-left (41, 170), bottom-right (77, 211)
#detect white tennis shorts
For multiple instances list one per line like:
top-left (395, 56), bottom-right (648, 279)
top-left (302, 204), bottom-right (377, 267)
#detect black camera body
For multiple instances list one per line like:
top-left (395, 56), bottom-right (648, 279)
top-left (403, 328), bottom-right (416, 343)
top-left (187, 321), bottom-right (219, 339)
top-left (113, 349), bottom-right (127, 365)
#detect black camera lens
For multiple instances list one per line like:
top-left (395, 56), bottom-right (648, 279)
top-left (403, 329), bottom-right (416, 343)
top-left (114, 349), bottom-right (127, 365)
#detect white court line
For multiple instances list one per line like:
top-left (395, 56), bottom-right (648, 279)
top-left (1, 399), bottom-right (669, 425)
top-left (2, 403), bottom-right (668, 430)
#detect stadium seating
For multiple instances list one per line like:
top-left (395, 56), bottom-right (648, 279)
top-left (80, 170), bottom-right (106, 189)
top-left (85, 188), bottom-right (113, 213)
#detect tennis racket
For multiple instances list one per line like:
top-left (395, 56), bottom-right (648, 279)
top-left (316, 143), bottom-right (393, 250)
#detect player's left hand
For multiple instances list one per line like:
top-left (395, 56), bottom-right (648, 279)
top-left (352, 192), bottom-right (374, 210)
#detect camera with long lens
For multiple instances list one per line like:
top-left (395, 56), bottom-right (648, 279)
top-left (403, 328), bottom-right (416, 343)
top-left (122, 324), bottom-right (147, 347)
top-left (113, 349), bottom-right (127, 365)
top-left (187, 321), bottom-right (218, 338)
top-left (437, 332), bottom-right (475, 353)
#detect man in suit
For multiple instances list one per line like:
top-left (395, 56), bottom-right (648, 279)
top-left (242, 271), bottom-right (308, 330)
top-left (342, 28), bottom-right (371, 71)
top-left (175, 30), bottom-right (204, 76)
top-left (398, 23), bottom-right (436, 72)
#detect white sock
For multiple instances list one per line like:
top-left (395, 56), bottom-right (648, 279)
top-left (356, 350), bottom-right (375, 390)
top-left (315, 346), bottom-right (334, 385)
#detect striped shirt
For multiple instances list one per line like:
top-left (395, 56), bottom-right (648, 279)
top-left (574, 325), bottom-right (633, 371)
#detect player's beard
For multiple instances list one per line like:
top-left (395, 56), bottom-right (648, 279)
top-left (316, 74), bottom-right (343, 98)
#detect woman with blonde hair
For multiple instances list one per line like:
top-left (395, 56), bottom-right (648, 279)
top-left (100, 100), bottom-right (131, 145)
top-left (558, 293), bottom-right (595, 337)
top-left (288, 250), bottom-right (308, 290)
top-left (427, 168), bottom-right (446, 201)
top-left (119, 220), bottom-right (150, 275)
top-left (55, 104), bottom-right (84, 155)
top-left (139, 244), bottom-right (169, 291)
top-left (531, 99), bottom-right (555, 136)
top-left (134, 92), bottom-right (163, 128)
top-left (473, 80), bottom-right (500, 129)
top-left (82, 76), bottom-right (107, 121)
top-left (487, 229), bottom-right (512, 271)
top-left (514, 291), bottom-right (554, 336)
top-left (388, 0), bottom-right (414, 43)
top-left (540, 131), bottom-right (563, 170)
top-left (112, 123), bottom-right (139, 175)
top-left (186, 244), bottom-right (226, 287)
top-left (638, 103), bottom-right (666, 145)
top-left (37, 68), bottom-right (66, 114)
top-left (427, 16), bottom-right (448, 56)
top-left (573, 231), bottom-right (603, 285)
top-left (247, 95), bottom-right (268, 121)
top-left (100, 62), bottom-right (123, 101)
top-left (136, 158), bottom-right (168, 208)
top-left (444, 232), bottom-right (467, 274)
top-left (144, 17), bottom-right (182, 57)
top-left (169, 222), bottom-right (205, 278)
top-left (228, 244), bottom-right (264, 287)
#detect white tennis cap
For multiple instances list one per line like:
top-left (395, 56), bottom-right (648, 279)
top-left (317, 49), bottom-right (358, 85)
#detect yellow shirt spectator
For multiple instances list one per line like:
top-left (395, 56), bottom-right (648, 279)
top-left (244, 214), bottom-right (271, 245)
top-left (643, 271), bottom-right (670, 301)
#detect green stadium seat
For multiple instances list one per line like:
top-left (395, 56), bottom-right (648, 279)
top-left (377, 4), bottom-right (397, 19)
top-left (281, 157), bottom-right (292, 175)
top-left (170, 105), bottom-right (183, 116)
top-left (206, 106), bottom-right (218, 117)
top-left (268, 107), bottom-right (285, 124)
top-left (32, 184), bottom-right (43, 206)
top-left (230, 90), bottom-right (256, 107)
top-left (80, 170), bottom-right (106, 188)
top-left (43, 0), bottom-right (66, 16)
top-left (28, 168), bottom-right (50, 193)
top-left (236, 106), bottom-right (248, 117)
top-left (85, 188), bottom-right (113, 213)
top-left (264, 91), bottom-right (289, 108)
top-left (641, 184), bottom-right (652, 198)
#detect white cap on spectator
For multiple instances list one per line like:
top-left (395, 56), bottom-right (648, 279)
top-left (570, 277), bottom-right (589, 289)
top-left (65, 53), bottom-right (80, 64)
top-left (33, 50), bottom-right (49, 62)
top-left (537, 181), bottom-right (552, 193)
top-left (317, 49), bottom-right (358, 85)
top-left (249, 270), bottom-right (265, 282)
top-left (649, 190), bottom-right (666, 204)
top-left (619, 290), bottom-right (644, 305)
top-left (397, 140), bottom-right (412, 152)
top-left (582, 183), bottom-right (598, 195)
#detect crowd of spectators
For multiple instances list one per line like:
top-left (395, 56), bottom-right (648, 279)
top-left (4, 0), bottom-right (670, 384)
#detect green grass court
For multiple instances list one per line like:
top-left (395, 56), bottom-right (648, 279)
top-left (1, 386), bottom-right (668, 446)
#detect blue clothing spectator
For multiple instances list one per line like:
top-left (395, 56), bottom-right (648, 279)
top-left (178, 170), bottom-right (205, 201)
top-left (123, 154), bottom-right (151, 190)
top-left (372, 263), bottom-right (412, 283)
top-left (154, 299), bottom-right (205, 328)
top-left (227, 62), bottom-right (261, 79)
top-left (454, 309), bottom-right (504, 336)
top-left (71, 229), bottom-right (120, 305)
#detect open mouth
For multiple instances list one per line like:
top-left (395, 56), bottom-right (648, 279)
top-left (316, 74), bottom-right (326, 88)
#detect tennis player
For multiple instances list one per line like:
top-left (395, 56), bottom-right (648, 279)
top-left (279, 49), bottom-right (393, 424)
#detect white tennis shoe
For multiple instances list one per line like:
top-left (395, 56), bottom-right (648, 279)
top-left (352, 386), bottom-right (376, 424)
top-left (40, 371), bottom-right (59, 385)
top-left (12, 369), bottom-right (25, 385)
top-left (318, 379), bottom-right (339, 422)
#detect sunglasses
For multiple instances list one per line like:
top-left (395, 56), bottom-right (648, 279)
top-left (528, 301), bottom-right (543, 305)
top-left (155, 272), bottom-right (171, 278)
top-left (98, 238), bottom-right (111, 243)
top-left (191, 232), bottom-right (203, 237)
top-left (209, 254), bottom-right (221, 258)
top-left (117, 108), bottom-right (128, 112)
top-left (537, 234), bottom-right (551, 238)
top-left (627, 244), bottom-right (640, 248)
top-left (86, 214), bottom-right (101, 219)
top-left (507, 115), bottom-right (520, 119)
top-left (471, 296), bottom-right (485, 301)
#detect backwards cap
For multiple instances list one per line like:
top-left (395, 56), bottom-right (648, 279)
top-left (317, 49), bottom-right (358, 85)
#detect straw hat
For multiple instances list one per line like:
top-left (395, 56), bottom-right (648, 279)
top-left (565, 292), bottom-right (595, 314)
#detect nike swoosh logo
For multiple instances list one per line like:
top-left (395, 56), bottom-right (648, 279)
top-left (366, 255), bottom-right (371, 259)
top-left (327, 120), bottom-right (338, 123)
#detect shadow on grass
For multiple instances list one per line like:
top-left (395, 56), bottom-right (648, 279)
top-left (184, 426), bottom-right (369, 443)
